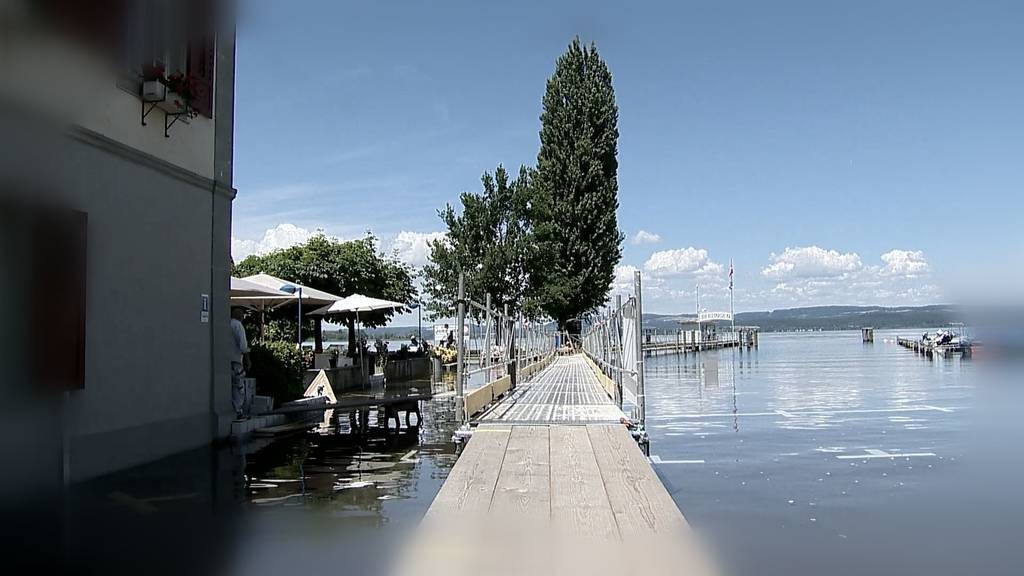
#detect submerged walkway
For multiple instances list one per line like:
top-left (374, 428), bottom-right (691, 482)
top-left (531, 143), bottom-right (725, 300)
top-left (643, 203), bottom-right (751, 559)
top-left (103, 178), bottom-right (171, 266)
top-left (400, 355), bottom-right (715, 576)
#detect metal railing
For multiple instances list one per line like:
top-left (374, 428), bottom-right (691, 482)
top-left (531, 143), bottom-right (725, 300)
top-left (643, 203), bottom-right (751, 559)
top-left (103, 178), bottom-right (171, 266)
top-left (580, 269), bottom-right (645, 426)
top-left (453, 272), bottom-right (557, 422)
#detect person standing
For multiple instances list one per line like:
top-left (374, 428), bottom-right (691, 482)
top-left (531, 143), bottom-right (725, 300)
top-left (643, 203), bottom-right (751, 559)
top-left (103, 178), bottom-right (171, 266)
top-left (444, 324), bottom-right (455, 348)
top-left (230, 308), bottom-right (251, 420)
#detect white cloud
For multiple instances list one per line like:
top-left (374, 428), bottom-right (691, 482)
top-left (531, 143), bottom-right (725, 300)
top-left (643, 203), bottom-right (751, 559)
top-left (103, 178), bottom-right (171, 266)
top-left (644, 247), bottom-right (723, 278)
top-left (880, 249), bottom-right (929, 277)
top-left (745, 247), bottom-right (940, 308)
top-left (231, 223), bottom-right (316, 261)
top-left (761, 246), bottom-right (862, 279)
top-left (610, 264), bottom-right (639, 294)
top-left (631, 230), bottom-right (661, 245)
top-left (389, 231), bottom-right (446, 268)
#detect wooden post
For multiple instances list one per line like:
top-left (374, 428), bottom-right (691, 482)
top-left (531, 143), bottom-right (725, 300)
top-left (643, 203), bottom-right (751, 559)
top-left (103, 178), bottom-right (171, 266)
top-left (314, 316), bottom-right (324, 353)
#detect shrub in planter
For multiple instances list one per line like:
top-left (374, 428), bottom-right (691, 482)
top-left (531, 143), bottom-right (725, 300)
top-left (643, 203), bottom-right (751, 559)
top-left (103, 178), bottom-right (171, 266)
top-left (248, 340), bottom-right (305, 402)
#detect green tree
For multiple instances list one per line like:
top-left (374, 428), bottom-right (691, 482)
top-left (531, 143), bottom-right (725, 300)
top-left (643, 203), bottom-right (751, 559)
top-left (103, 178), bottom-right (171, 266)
top-left (422, 165), bottom-right (550, 319)
top-left (233, 233), bottom-right (416, 353)
top-left (535, 37), bottom-right (624, 332)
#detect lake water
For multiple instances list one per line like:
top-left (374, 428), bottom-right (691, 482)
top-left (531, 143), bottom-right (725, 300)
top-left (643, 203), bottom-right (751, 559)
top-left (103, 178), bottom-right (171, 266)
top-left (644, 330), bottom-right (1023, 576)
top-left (57, 330), bottom-right (1023, 575)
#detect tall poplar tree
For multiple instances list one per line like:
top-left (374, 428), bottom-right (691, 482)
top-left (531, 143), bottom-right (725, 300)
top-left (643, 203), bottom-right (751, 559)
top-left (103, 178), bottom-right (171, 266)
top-left (536, 37), bottom-right (624, 332)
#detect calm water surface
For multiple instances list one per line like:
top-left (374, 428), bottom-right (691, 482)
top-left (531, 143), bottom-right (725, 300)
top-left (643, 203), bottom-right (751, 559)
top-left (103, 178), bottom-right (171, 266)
top-left (646, 329), bottom-right (1023, 576)
top-left (62, 330), bottom-right (1022, 575)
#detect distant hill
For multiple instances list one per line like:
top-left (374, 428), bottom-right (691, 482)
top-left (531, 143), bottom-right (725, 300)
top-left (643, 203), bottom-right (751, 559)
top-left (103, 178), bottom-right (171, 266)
top-left (322, 326), bottom-right (431, 341)
top-left (321, 306), bottom-right (961, 337)
top-left (643, 305), bottom-right (962, 332)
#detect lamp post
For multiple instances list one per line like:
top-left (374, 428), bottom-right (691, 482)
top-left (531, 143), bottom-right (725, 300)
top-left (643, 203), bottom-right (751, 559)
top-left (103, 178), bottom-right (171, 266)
top-left (281, 284), bottom-right (303, 348)
top-left (409, 299), bottom-right (423, 348)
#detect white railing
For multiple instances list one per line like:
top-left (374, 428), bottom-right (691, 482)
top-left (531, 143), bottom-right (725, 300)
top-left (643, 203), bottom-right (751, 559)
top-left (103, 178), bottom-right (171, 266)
top-left (580, 270), bottom-right (645, 426)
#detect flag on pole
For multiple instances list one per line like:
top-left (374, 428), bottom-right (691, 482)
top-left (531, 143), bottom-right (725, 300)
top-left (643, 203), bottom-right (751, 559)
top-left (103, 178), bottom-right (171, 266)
top-left (729, 259), bottom-right (734, 291)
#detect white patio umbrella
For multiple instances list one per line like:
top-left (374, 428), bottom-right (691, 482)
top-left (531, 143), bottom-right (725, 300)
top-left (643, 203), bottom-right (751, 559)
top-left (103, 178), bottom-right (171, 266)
top-left (232, 273), bottom-right (343, 345)
top-left (309, 294), bottom-right (407, 316)
top-left (309, 294), bottom-right (407, 383)
top-left (230, 276), bottom-right (290, 299)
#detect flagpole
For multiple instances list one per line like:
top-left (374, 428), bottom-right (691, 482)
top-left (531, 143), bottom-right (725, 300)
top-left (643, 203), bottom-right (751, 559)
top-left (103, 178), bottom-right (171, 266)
top-left (730, 259), bottom-right (736, 342)
top-left (695, 283), bottom-right (701, 350)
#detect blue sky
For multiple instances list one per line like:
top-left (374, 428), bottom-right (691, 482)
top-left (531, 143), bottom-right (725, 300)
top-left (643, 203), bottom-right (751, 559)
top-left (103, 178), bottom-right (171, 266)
top-left (232, 0), bottom-right (1023, 316)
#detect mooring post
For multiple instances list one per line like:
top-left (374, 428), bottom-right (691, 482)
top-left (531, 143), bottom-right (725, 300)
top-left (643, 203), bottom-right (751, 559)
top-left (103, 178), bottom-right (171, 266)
top-left (456, 272), bottom-right (466, 423)
top-left (633, 270), bottom-right (645, 426)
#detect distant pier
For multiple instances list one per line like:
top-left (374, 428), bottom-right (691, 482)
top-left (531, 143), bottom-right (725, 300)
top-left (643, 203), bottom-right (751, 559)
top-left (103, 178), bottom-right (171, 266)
top-left (641, 326), bottom-right (759, 356)
top-left (897, 335), bottom-right (972, 359)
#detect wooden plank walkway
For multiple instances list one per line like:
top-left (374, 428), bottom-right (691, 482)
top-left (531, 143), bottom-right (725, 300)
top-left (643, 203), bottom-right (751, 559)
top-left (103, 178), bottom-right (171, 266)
top-left (400, 356), bottom-right (716, 576)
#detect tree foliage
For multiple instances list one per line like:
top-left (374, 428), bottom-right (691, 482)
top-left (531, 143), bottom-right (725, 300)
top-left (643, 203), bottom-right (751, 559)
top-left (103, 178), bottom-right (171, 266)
top-left (248, 340), bottom-right (305, 401)
top-left (232, 233), bottom-right (416, 350)
top-left (535, 37), bottom-right (623, 330)
top-left (422, 165), bottom-right (550, 319)
top-left (423, 38), bottom-right (622, 332)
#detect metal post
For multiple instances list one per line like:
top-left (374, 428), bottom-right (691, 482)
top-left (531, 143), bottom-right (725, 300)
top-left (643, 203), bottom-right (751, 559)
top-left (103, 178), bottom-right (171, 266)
top-left (456, 272), bottom-right (466, 423)
top-left (695, 284), bottom-right (701, 352)
top-left (297, 286), bottom-right (303, 348)
top-left (503, 303), bottom-right (509, 366)
top-left (614, 294), bottom-right (623, 408)
top-left (484, 293), bottom-right (492, 380)
top-left (633, 271), bottom-right (645, 426)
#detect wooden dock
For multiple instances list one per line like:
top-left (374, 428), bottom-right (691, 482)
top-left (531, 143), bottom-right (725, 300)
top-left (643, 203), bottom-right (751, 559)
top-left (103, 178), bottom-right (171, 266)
top-left (399, 355), bottom-right (715, 576)
top-left (641, 327), bottom-right (759, 357)
top-left (642, 338), bottom-right (743, 356)
top-left (897, 336), bottom-right (972, 359)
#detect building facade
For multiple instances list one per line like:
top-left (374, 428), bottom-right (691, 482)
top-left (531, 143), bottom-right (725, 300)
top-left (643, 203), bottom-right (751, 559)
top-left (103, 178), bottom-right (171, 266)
top-left (0, 0), bottom-right (237, 486)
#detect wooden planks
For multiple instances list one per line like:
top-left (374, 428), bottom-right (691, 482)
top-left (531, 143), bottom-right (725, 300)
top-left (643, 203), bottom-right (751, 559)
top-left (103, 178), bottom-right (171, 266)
top-left (549, 425), bottom-right (619, 540)
top-left (587, 424), bottom-right (688, 538)
top-left (424, 422), bottom-right (688, 538)
top-left (490, 425), bottom-right (551, 523)
top-left (405, 354), bottom-right (717, 576)
top-left (423, 427), bottom-right (510, 523)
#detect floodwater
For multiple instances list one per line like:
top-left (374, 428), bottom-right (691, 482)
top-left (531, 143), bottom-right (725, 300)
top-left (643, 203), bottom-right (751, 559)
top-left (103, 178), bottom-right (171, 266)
top-left (45, 330), bottom-right (1023, 575)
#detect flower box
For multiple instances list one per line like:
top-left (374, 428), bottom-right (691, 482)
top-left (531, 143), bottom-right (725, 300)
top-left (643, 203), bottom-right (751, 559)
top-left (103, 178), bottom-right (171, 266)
top-left (157, 91), bottom-right (188, 115)
top-left (141, 80), bottom-right (166, 102)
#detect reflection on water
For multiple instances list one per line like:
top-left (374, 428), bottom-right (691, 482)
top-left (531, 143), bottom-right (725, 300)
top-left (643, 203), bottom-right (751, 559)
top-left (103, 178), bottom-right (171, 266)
top-left (44, 331), bottom-right (1023, 576)
top-left (228, 386), bottom-right (461, 575)
top-left (51, 379), bottom-right (461, 576)
top-left (646, 329), bottom-right (1022, 576)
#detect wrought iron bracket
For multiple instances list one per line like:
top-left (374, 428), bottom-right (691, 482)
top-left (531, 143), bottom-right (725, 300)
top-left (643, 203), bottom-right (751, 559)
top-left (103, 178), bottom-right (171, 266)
top-left (141, 100), bottom-right (159, 126)
top-left (164, 111), bottom-right (185, 138)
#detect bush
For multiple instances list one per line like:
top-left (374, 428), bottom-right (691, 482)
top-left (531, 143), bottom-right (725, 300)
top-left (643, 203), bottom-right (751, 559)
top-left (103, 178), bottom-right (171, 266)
top-left (248, 340), bottom-right (306, 402)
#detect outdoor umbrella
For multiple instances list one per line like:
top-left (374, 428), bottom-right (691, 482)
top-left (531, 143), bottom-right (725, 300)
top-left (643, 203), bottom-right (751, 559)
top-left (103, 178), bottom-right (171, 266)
top-left (310, 294), bottom-right (408, 381)
top-left (230, 276), bottom-right (291, 299)
top-left (232, 273), bottom-right (343, 345)
top-left (309, 294), bottom-right (407, 316)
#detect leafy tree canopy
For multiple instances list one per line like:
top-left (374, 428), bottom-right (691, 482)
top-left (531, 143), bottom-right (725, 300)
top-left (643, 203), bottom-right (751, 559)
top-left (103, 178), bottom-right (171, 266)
top-left (422, 165), bottom-right (552, 320)
top-left (232, 233), bottom-right (416, 348)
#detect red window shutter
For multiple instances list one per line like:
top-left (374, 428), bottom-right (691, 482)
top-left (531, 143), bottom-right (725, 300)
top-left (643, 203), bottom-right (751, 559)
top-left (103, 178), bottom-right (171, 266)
top-left (187, 1), bottom-right (216, 118)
